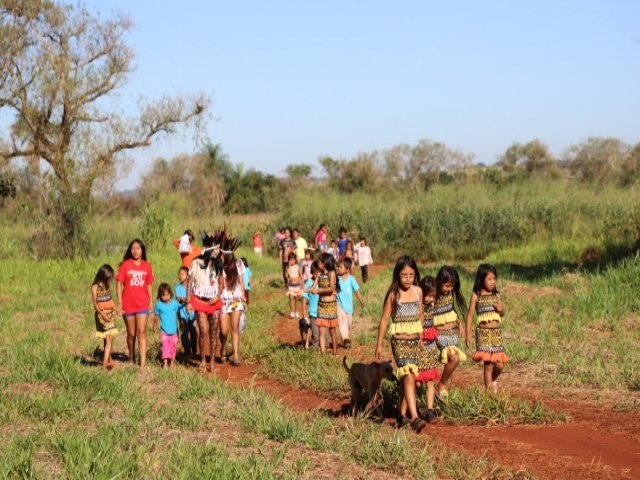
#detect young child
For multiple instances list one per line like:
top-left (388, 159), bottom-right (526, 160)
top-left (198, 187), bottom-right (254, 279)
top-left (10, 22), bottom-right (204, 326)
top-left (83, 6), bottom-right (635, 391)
top-left (241, 257), bottom-right (252, 304)
top-left (433, 265), bottom-right (467, 400)
top-left (91, 264), bottom-right (119, 370)
top-left (301, 248), bottom-right (314, 283)
top-left (302, 260), bottom-right (321, 348)
top-left (336, 227), bottom-right (350, 260)
top-left (336, 257), bottom-right (365, 349)
top-left (176, 266), bottom-right (197, 358)
top-left (327, 240), bottom-right (338, 261)
top-left (375, 255), bottom-right (427, 433)
top-left (416, 275), bottom-right (440, 423)
top-left (285, 252), bottom-right (303, 318)
top-left (311, 253), bottom-right (340, 355)
top-left (465, 264), bottom-right (508, 393)
top-left (152, 283), bottom-right (180, 368)
top-left (354, 237), bottom-right (373, 284)
top-left (344, 240), bottom-right (355, 261)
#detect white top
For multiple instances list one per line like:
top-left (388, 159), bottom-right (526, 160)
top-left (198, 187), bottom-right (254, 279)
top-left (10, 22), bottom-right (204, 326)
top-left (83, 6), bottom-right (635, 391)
top-left (354, 245), bottom-right (373, 266)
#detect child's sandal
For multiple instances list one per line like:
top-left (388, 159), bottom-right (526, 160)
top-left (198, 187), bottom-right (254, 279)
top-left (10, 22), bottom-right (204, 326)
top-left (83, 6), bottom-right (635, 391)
top-left (411, 417), bottom-right (427, 433)
top-left (397, 415), bottom-right (411, 428)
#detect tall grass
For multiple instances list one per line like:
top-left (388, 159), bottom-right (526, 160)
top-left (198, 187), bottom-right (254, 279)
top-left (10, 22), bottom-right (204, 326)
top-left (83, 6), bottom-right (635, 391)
top-left (270, 180), bottom-right (640, 262)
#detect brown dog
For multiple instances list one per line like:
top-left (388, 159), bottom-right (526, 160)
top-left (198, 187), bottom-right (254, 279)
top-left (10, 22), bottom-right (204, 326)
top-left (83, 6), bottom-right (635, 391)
top-left (343, 356), bottom-right (396, 417)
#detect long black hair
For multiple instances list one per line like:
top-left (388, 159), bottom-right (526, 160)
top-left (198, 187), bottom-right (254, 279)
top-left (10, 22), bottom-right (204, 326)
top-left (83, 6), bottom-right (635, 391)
top-left (92, 264), bottom-right (114, 287)
top-left (384, 255), bottom-right (421, 316)
top-left (122, 238), bottom-right (147, 262)
top-left (472, 263), bottom-right (498, 295)
top-left (320, 252), bottom-right (340, 293)
top-left (435, 265), bottom-right (467, 315)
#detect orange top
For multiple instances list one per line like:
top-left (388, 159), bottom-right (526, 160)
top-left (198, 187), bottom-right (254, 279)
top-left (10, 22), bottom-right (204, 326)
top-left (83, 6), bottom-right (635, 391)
top-left (252, 232), bottom-right (263, 248)
top-left (173, 239), bottom-right (202, 268)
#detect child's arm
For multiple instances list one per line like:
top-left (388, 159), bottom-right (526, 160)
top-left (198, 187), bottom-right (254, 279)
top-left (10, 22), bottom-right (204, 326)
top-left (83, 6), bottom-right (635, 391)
top-left (375, 293), bottom-right (393, 361)
top-left (465, 293), bottom-right (478, 347)
top-left (355, 289), bottom-right (365, 309)
top-left (151, 307), bottom-right (158, 333)
top-left (495, 293), bottom-right (505, 316)
top-left (116, 280), bottom-right (124, 315)
top-left (91, 284), bottom-right (110, 324)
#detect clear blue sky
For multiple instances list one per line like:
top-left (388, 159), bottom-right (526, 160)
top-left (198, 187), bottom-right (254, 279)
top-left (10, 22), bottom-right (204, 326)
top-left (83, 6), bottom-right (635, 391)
top-left (83, 1), bottom-right (640, 190)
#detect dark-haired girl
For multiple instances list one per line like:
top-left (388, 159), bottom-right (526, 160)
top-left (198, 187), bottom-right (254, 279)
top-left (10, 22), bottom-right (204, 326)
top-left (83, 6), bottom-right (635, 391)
top-left (312, 252), bottom-right (340, 355)
top-left (375, 256), bottom-right (427, 433)
top-left (433, 265), bottom-right (467, 400)
top-left (116, 239), bottom-right (154, 367)
top-left (465, 264), bottom-right (508, 393)
top-left (91, 264), bottom-right (119, 369)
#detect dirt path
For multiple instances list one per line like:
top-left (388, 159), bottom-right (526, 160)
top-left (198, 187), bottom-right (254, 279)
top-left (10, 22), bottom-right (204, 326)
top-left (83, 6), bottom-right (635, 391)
top-left (211, 264), bottom-right (640, 480)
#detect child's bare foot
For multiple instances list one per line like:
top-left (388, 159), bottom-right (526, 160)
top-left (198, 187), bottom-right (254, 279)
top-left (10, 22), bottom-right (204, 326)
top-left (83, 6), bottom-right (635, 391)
top-left (209, 360), bottom-right (215, 373)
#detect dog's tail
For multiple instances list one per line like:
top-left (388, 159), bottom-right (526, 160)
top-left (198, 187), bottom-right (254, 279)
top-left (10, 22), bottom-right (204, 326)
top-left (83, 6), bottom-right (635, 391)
top-left (342, 356), bottom-right (350, 373)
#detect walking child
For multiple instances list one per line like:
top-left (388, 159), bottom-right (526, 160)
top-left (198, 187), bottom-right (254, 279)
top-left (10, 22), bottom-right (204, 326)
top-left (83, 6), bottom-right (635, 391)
top-left (375, 255), bottom-right (427, 432)
top-left (465, 264), bottom-right (508, 393)
top-left (354, 237), bottom-right (373, 284)
top-left (433, 266), bottom-right (467, 400)
top-left (152, 283), bottom-right (180, 368)
top-left (176, 266), bottom-right (197, 358)
top-left (336, 257), bottom-right (365, 349)
top-left (241, 257), bottom-right (252, 304)
top-left (91, 264), bottom-right (119, 370)
top-left (416, 275), bottom-right (440, 423)
top-left (302, 260), bottom-right (322, 348)
top-left (116, 238), bottom-right (154, 367)
top-left (312, 253), bottom-right (340, 355)
top-left (301, 248), bottom-right (314, 282)
top-left (285, 252), bottom-right (303, 318)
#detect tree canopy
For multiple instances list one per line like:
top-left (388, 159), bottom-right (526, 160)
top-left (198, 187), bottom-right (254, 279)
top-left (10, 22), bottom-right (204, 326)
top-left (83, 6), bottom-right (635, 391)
top-left (0, 0), bottom-right (208, 255)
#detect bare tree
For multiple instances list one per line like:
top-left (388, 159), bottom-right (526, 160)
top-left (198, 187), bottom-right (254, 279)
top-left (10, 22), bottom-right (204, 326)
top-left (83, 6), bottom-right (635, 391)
top-left (0, 0), bottom-right (209, 255)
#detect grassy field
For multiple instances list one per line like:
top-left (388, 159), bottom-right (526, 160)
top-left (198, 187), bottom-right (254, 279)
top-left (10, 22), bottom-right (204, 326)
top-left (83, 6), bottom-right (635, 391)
top-left (2, 182), bottom-right (640, 478)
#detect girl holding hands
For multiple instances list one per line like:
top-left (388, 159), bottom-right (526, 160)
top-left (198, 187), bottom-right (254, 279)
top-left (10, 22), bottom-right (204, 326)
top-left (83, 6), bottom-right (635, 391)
top-left (116, 239), bottom-right (154, 367)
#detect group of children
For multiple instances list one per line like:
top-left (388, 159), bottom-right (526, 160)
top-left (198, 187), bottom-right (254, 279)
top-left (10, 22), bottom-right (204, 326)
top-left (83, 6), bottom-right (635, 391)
top-left (375, 257), bottom-right (508, 432)
top-left (91, 234), bottom-right (508, 433)
top-left (91, 235), bottom-right (253, 370)
top-left (285, 250), bottom-right (365, 355)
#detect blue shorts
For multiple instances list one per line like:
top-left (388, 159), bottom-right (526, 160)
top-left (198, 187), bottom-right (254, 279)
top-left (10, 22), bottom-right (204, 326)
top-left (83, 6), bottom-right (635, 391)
top-left (123, 309), bottom-right (150, 318)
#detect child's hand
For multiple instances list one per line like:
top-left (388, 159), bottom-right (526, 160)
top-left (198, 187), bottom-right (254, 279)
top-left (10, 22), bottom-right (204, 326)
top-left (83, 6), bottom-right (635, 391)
top-left (465, 332), bottom-right (472, 348)
top-left (374, 344), bottom-right (382, 361)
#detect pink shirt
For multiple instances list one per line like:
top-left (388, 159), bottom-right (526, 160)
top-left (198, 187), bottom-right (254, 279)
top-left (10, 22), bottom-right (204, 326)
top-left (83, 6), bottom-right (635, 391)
top-left (116, 259), bottom-right (154, 314)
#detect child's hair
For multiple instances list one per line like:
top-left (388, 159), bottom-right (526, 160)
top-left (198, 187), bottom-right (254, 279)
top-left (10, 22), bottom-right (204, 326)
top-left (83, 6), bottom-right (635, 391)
top-left (184, 229), bottom-right (194, 242)
top-left (320, 252), bottom-right (340, 292)
top-left (339, 226), bottom-right (347, 236)
top-left (157, 283), bottom-right (173, 299)
top-left (360, 237), bottom-right (367, 245)
top-left (224, 258), bottom-right (240, 289)
top-left (287, 252), bottom-right (297, 262)
top-left (472, 263), bottom-right (498, 294)
top-left (435, 265), bottom-right (467, 314)
top-left (305, 248), bottom-right (314, 259)
top-left (179, 266), bottom-right (189, 275)
top-left (310, 260), bottom-right (321, 276)
top-left (93, 264), bottom-right (114, 286)
top-left (340, 257), bottom-right (353, 271)
top-left (241, 257), bottom-right (249, 267)
top-left (384, 255), bottom-right (421, 315)
top-left (122, 238), bottom-right (147, 262)
top-left (419, 275), bottom-right (436, 298)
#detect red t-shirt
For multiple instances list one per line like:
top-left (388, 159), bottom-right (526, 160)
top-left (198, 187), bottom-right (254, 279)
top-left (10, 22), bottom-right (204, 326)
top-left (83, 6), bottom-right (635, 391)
top-left (116, 259), bottom-right (155, 314)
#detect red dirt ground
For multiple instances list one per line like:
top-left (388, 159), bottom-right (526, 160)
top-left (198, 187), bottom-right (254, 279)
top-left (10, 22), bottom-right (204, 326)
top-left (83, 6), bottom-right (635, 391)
top-left (207, 264), bottom-right (640, 480)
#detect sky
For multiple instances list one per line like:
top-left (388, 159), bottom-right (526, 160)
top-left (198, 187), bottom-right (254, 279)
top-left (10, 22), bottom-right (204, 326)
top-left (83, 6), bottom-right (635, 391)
top-left (81, 1), bottom-right (640, 190)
